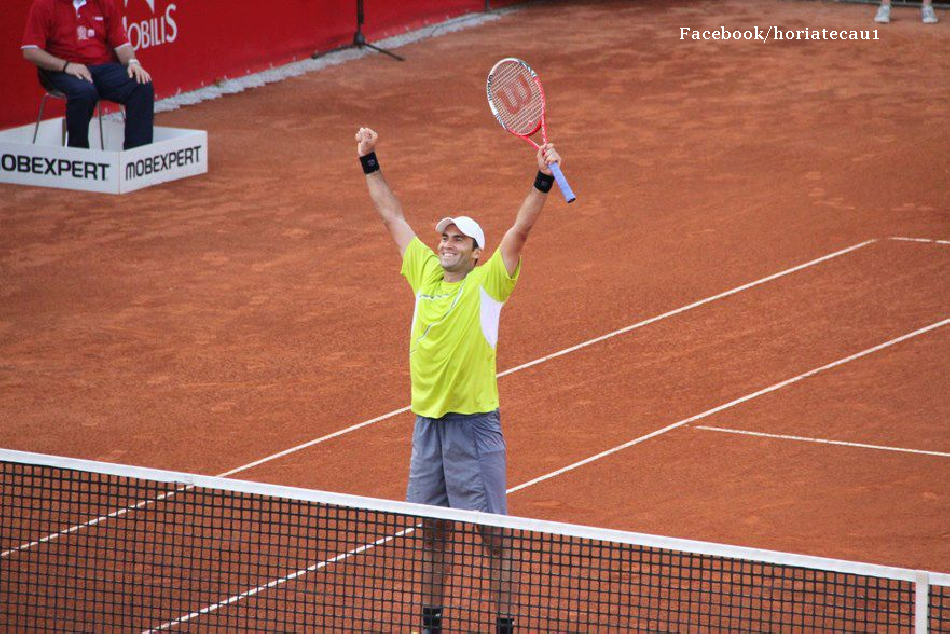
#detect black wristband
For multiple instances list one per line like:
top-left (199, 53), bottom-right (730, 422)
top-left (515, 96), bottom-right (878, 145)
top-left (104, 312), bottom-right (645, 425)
top-left (360, 152), bottom-right (380, 175)
top-left (62, 61), bottom-right (69, 73)
top-left (534, 170), bottom-right (555, 193)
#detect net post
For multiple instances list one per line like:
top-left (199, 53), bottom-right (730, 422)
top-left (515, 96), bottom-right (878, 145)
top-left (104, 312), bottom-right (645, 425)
top-left (916, 571), bottom-right (931, 633)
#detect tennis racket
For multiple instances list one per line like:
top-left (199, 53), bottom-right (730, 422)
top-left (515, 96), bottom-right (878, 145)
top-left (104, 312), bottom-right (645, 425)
top-left (486, 58), bottom-right (576, 203)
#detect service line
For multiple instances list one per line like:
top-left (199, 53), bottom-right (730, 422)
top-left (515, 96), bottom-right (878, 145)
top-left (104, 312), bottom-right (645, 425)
top-left (694, 425), bottom-right (950, 458)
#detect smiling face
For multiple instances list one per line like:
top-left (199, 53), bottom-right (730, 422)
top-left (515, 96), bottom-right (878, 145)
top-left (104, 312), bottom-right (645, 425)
top-left (437, 224), bottom-right (482, 275)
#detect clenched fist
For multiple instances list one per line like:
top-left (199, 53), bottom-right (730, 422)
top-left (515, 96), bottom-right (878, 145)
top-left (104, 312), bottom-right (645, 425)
top-left (355, 127), bottom-right (378, 157)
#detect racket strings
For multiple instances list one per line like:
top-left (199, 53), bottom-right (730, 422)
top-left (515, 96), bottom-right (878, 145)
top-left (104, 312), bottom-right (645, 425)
top-left (488, 62), bottom-right (544, 136)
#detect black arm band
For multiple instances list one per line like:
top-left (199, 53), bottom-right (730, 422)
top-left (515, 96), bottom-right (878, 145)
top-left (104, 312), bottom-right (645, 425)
top-left (62, 61), bottom-right (69, 73)
top-left (360, 152), bottom-right (380, 175)
top-left (534, 171), bottom-right (555, 193)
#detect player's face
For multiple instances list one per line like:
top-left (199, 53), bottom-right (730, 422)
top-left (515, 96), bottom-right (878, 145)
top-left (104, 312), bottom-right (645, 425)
top-left (438, 226), bottom-right (480, 272)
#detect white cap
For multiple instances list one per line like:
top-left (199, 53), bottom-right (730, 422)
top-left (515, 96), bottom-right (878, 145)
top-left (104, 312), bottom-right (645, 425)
top-left (435, 216), bottom-right (486, 250)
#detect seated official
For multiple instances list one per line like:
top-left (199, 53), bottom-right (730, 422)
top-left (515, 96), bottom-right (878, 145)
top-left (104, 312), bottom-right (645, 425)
top-left (22, 0), bottom-right (154, 150)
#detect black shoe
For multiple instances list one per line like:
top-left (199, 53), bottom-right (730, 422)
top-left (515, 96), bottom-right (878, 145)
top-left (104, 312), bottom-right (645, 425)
top-left (422, 606), bottom-right (442, 633)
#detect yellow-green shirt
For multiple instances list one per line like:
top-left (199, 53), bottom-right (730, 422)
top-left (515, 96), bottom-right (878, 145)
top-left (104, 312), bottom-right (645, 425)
top-left (401, 237), bottom-right (520, 418)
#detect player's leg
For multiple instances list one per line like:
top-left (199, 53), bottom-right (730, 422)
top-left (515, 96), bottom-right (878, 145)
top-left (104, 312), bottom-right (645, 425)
top-left (406, 416), bottom-right (451, 632)
top-left (89, 63), bottom-right (155, 149)
top-left (478, 525), bottom-right (515, 633)
top-left (443, 410), bottom-right (516, 631)
top-left (420, 518), bottom-right (453, 633)
top-left (922, 0), bottom-right (938, 24)
top-left (46, 71), bottom-right (99, 148)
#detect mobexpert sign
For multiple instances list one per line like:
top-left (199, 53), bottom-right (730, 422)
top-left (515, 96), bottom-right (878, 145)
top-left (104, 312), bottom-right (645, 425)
top-left (0, 119), bottom-right (208, 194)
top-left (125, 145), bottom-right (202, 181)
top-left (1, 155), bottom-right (112, 181)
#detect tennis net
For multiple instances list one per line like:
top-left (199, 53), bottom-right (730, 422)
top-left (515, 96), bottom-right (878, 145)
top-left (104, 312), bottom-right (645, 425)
top-left (2, 447), bottom-right (948, 632)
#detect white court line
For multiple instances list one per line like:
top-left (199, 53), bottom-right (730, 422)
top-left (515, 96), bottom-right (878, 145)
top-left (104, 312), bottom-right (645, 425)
top-left (145, 317), bottom-right (949, 630)
top-left (217, 406), bottom-right (411, 478)
top-left (889, 237), bottom-right (950, 245)
top-left (497, 240), bottom-right (876, 378)
top-left (694, 425), bottom-right (950, 458)
top-left (1, 486), bottom-right (190, 559)
top-left (507, 317), bottom-right (950, 493)
top-left (146, 527), bottom-right (416, 632)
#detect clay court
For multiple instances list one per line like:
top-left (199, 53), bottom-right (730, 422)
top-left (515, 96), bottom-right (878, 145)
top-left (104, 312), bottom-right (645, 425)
top-left (1, 0), bottom-right (949, 623)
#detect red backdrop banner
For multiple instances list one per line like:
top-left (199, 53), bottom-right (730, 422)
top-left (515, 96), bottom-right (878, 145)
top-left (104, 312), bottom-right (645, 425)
top-left (1, 0), bottom-right (516, 131)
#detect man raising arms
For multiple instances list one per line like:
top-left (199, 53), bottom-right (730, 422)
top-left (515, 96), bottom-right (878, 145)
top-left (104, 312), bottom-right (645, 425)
top-left (355, 127), bottom-right (562, 633)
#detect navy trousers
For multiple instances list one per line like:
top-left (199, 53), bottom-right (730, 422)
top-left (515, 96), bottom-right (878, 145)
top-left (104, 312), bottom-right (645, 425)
top-left (46, 63), bottom-right (154, 149)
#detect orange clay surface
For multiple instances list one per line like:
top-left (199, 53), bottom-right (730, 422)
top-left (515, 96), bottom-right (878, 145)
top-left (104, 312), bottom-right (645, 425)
top-left (1, 0), bottom-right (948, 573)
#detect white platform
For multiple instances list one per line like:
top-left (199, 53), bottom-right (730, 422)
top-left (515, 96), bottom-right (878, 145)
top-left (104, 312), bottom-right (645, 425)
top-left (0, 118), bottom-right (208, 194)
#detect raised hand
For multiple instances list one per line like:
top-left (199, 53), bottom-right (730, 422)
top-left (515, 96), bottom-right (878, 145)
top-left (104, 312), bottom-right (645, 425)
top-left (355, 127), bottom-right (378, 157)
top-left (536, 143), bottom-right (561, 175)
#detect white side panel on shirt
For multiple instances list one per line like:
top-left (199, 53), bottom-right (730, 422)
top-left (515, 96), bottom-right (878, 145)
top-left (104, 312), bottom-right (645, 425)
top-left (478, 286), bottom-right (504, 350)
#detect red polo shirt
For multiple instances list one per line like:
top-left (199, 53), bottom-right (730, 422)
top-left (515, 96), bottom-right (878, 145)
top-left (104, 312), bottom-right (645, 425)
top-left (22, 0), bottom-right (130, 66)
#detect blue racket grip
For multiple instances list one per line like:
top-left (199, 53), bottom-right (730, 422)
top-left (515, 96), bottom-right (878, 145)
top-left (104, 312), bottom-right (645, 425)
top-left (548, 162), bottom-right (576, 203)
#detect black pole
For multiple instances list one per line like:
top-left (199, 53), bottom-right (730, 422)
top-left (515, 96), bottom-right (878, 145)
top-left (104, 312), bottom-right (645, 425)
top-left (312, 0), bottom-right (404, 61)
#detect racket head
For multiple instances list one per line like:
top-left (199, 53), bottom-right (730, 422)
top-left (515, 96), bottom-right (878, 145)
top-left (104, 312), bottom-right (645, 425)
top-left (486, 58), bottom-right (546, 141)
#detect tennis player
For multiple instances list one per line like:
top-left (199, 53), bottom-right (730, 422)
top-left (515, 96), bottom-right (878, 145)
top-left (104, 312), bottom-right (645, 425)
top-left (355, 127), bottom-right (561, 634)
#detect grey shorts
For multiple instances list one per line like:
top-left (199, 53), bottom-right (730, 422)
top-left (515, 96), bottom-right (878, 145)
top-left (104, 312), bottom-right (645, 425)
top-left (406, 409), bottom-right (507, 515)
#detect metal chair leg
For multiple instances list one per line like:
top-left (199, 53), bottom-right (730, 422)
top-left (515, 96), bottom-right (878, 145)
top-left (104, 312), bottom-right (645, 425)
top-left (97, 103), bottom-right (104, 149)
top-left (33, 93), bottom-right (49, 144)
top-left (35, 83), bottom-right (110, 149)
